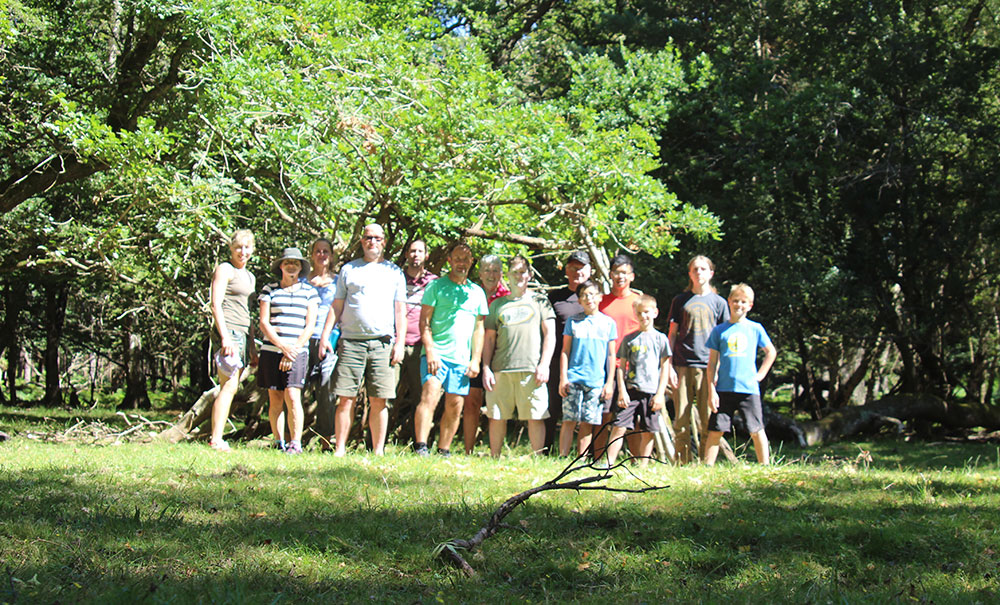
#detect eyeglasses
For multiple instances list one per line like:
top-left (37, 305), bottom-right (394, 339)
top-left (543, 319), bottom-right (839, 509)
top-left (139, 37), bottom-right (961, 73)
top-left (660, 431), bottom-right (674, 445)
top-left (362, 235), bottom-right (384, 242)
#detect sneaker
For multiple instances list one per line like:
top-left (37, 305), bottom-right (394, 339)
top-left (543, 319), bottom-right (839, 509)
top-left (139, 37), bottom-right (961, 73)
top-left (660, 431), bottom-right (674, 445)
top-left (209, 440), bottom-right (232, 452)
top-left (436, 448), bottom-right (452, 458)
top-left (274, 441), bottom-right (287, 451)
top-left (284, 442), bottom-right (303, 455)
top-left (413, 443), bottom-right (430, 456)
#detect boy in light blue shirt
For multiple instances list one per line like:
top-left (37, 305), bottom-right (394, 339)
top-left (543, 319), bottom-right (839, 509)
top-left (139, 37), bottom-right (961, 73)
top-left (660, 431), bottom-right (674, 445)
top-left (558, 280), bottom-right (617, 457)
top-left (704, 283), bottom-right (777, 465)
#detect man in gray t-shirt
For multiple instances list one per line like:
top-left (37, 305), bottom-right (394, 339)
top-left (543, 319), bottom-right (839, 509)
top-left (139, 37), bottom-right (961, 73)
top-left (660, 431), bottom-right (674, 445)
top-left (319, 223), bottom-right (406, 456)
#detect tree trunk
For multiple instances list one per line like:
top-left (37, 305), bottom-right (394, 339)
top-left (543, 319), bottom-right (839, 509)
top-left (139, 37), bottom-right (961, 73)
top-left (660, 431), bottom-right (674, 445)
top-left (3, 283), bottom-right (21, 405)
top-left (42, 282), bottom-right (69, 407)
top-left (120, 314), bottom-right (151, 409)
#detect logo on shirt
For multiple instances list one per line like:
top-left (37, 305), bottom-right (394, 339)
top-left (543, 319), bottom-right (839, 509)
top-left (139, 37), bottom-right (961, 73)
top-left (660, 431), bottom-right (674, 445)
top-left (499, 303), bottom-right (534, 326)
top-left (726, 332), bottom-right (749, 356)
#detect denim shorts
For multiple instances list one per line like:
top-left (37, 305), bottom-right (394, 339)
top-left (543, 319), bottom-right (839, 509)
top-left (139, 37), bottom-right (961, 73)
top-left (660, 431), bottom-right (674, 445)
top-left (561, 382), bottom-right (604, 425)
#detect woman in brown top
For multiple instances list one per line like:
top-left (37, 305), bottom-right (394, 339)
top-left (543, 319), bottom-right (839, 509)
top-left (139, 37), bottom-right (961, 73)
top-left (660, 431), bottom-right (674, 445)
top-left (209, 229), bottom-right (257, 451)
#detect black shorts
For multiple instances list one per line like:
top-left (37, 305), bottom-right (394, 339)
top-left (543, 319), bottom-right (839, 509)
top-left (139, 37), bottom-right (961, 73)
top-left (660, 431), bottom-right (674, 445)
top-left (259, 349), bottom-right (309, 390)
top-left (708, 392), bottom-right (764, 434)
top-left (612, 389), bottom-right (663, 432)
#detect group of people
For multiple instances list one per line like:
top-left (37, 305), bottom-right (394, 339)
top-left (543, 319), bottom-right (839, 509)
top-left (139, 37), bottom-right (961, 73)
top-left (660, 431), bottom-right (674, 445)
top-left (207, 225), bottom-right (777, 464)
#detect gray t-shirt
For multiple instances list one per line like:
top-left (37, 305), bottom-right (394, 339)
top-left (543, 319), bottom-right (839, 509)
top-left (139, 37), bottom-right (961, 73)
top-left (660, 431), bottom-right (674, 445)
top-left (485, 292), bottom-right (555, 372)
top-left (334, 259), bottom-right (406, 340)
top-left (668, 292), bottom-right (729, 368)
top-left (617, 329), bottom-right (671, 393)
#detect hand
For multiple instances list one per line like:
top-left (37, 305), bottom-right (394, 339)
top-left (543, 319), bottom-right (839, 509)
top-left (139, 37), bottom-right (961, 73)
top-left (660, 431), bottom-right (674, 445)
top-left (533, 364), bottom-right (549, 386)
top-left (651, 394), bottom-right (665, 412)
top-left (279, 355), bottom-right (293, 372)
top-left (390, 342), bottom-right (404, 366)
top-left (601, 382), bottom-right (614, 402)
top-left (466, 359), bottom-right (481, 379)
top-left (318, 340), bottom-right (332, 360)
top-left (221, 337), bottom-right (236, 358)
top-left (483, 366), bottom-right (495, 391)
top-left (617, 396), bottom-right (627, 409)
top-left (280, 343), bottom-right (298, 362)
top-left (709, 389), bottom-right (720, 413)
top-left (559, 380), bottom-right (569, 398)
top-left (426, 353), bottom-right (441, 377)
top-left (667, 365), bottom-right (678, 390)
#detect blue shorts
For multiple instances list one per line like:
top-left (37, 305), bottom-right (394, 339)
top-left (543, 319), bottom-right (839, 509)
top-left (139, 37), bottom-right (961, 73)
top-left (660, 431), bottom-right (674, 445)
top-left (421, 357), bottom-right (471, 396)
top-left (562, 383), bottom-right (604, 425)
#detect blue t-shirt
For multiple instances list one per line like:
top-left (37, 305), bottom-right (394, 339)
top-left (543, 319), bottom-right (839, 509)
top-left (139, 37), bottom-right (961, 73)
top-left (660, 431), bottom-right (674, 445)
top-left (301, 276), bottom-right (338, 339)
top-left (563, 312), bottom-right (617, 389)
top-left (706, 320), bottom-right (773, 395)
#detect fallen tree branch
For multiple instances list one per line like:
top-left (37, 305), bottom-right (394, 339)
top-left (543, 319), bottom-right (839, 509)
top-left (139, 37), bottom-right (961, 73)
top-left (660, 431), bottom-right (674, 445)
top-left (435, 438), bottom-right (668, 576)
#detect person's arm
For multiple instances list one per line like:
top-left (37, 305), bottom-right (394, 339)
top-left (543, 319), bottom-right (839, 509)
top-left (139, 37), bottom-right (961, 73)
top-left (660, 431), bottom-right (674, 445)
top-left (601, 340), bottom-right (615, 401)
top-left (466, 315), bottom-right (485, 378)
top-left (706, 349), bottom-right (721, 412)
top-left (559, 334), bottom-right (572, 397)
top-left (615, 367), bottom-right (629, 409)
top-left (391, 299), bottom-right (406, 365)
top-left (420, 304), bottom-right (440, 375)
top-left (666, 321), bottom-right (679, 389)
top-left (652, 355), bottom-right (670, 412)
top-left (210, 263), bottom-right (235, 355)
top-left (481, 328), bottom-right (497, 391)
top-left (535, 318), bottom-right (555, 385)
top-left (258, 298), bottom-right (284, 356)
top-left (757, 343), bottom-right (777, 383)
top-left (318, 298), bottom-right (343, 359)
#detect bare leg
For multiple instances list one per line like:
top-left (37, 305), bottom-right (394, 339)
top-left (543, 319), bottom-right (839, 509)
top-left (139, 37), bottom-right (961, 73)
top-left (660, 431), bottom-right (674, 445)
top-left (637, 432), bottom-right (655, 468)
top-left (414, 378), bottom-right (443, 444)
top-left (285, 387), bottom-right (304, 442)
top-left (604, 426), bottom-right (628, 465)
top-left (368, 397), bottom-right (388, 455)
top-left (591, 412), bottom-right (613, 459)
top-left (703, 430), bottom-right (724, 466)
top-left (267, 389), bottom-right (286, 443)
top-left (559, 421), bottom-right (577, 456)
top-left (750, 430), bottom-right (770, 465)
top-left (437, 393), bottom-right (464, 451)
top-left (489, 418), bottom-right (507, 457)
top-left (463, 387), bottom-right (483, 454)
top-left (577, 422), bottom-right (595, 457)
top-left (334, 395), bottom-right (356, 456)
top-left (527, 419), bottom-right (546, 455)
top-left (211, 370), bottom-right (241, 444)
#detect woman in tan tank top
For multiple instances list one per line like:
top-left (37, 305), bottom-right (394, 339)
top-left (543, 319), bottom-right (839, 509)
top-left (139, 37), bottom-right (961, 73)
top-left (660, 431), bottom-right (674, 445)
top-left (208, 230), bottom-right (257, 451)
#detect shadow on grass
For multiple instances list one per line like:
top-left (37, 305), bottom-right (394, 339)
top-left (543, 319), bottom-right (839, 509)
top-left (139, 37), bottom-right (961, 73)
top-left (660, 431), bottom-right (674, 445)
top-left (2, 452), bottom-right (1000, 603)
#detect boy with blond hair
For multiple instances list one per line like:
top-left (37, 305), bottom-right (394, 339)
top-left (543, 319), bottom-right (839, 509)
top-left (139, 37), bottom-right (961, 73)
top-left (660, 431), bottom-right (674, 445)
top-left (704, 283), bottom-right (777, 465)
top-left (604, 295), bottom-right (671, 467)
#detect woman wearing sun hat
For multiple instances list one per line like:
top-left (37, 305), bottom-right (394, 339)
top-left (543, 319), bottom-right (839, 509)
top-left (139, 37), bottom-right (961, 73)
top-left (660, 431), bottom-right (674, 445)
top-left (258, 247), bottom-right (319, 454)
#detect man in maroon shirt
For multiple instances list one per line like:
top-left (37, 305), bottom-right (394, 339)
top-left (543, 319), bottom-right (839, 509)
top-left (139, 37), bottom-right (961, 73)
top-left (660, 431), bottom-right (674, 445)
top-left (393, 240), bottom-right (437, 442)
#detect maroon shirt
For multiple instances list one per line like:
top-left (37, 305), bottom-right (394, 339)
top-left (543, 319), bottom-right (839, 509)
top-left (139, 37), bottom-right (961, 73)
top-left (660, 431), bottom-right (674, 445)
top-left (404, 269), bottom-right (437, 346)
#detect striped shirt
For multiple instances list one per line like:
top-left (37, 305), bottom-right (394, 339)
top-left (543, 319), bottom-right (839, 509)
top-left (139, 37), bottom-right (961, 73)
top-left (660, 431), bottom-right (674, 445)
top-left (259, 282), bottom-right (319, 353)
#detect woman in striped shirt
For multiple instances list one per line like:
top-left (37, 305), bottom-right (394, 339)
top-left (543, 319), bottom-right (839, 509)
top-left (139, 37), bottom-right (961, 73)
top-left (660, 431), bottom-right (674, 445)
top-left (258, 247), bottom-right (319, 454)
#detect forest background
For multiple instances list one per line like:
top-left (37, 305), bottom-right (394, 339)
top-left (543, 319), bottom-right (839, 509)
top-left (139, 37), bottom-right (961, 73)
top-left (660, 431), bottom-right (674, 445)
top-left (3, 0), bottom-right (1000, 441)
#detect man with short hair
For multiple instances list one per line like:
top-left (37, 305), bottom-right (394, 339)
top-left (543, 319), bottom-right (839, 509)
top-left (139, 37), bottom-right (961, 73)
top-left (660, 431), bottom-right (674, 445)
top-left (481, 255), bottom-right (556, 456)
top-left (320, 224), bottom-right (406, 456)
top-left (545, 250), bottom-right (591, 453)
top-left (463, 254), bottom-right (511, 454)
top-left (393, 239), bottom-right (438, 442)
top-left (413, 242), bottom-right (489, 457)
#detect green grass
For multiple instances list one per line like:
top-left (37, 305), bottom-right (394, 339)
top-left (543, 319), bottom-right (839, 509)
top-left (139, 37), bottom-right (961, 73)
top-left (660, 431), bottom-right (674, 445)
top-left (1, 410), bottom-right (999, 603)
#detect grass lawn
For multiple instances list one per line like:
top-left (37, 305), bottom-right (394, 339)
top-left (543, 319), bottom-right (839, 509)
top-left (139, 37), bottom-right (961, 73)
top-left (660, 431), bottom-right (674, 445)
top-left (1, 407), bottom-right (999, 603)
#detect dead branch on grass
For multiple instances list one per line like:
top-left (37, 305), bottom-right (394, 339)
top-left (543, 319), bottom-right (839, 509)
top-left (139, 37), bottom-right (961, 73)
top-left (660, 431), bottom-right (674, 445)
top-left (23, 414), bottom-right (172, 445)
top-left (435, 433), bottom-right (669, 577)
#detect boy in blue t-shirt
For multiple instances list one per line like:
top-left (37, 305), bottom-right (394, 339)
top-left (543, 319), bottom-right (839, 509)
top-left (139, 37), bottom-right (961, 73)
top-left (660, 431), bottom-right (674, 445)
top-left (704, 283), bottom-right (777, 465)
top-left (558, 280), bottom-right (617, 457)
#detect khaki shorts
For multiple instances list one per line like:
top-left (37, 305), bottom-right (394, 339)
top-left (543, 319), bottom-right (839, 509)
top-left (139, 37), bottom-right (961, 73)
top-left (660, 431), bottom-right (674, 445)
top-left (333, 338), bottom-right (396, 400)
top-left (485, 371), bottom-right (550, 421)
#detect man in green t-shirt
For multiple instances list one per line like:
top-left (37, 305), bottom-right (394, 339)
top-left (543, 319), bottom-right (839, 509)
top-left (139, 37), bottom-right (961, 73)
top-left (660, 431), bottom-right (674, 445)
top-left (481, 255), bottom-right (556, 457)
top-left (412, 242), bottom-right (489, 457)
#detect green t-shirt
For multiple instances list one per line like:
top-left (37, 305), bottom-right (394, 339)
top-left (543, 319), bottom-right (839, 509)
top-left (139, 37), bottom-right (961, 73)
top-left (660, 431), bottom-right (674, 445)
top-left (423, 276), bottom-right (489, 364)
top-left (485, 292), bottom-right (556, 372)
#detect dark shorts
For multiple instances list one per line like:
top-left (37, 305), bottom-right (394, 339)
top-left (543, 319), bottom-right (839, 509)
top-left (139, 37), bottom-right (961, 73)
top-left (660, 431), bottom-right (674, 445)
top-left (259, 349), bottom-right (309, 390)
top-left (612, 389), bottom-right (663, 432)
top-left (469, 373), bottom-right (483, 389)
top-left (708, 392), bottom-right (765, 434)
